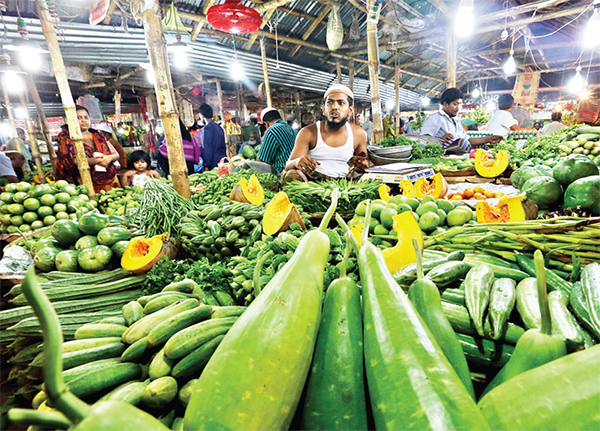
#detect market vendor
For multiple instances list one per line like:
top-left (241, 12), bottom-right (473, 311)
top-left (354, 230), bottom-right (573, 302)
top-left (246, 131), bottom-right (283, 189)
top-left (256, 108), bottom-right (296, 175)
top-left (486, 94), bottom-right (525, 137)
top-left (284, 84), bottom-right (368, 180)
top-left (0, 151), bottom-right (19, 183)
top-left (421, 88), bottom-right (503, 151)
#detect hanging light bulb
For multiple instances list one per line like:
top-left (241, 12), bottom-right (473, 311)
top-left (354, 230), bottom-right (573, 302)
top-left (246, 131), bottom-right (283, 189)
top-left (485, 100), bottom-right (497, 112)
top-left (421, 96), bottom-right (430, 106)
top-left (386, 99), bottom-right (395, 110)
top-left (455, 0), bottom-right (475, 38)
top-left (472, 87), bottom-right (481, 99)
top-left (583, 0), bottom-right (600, 49)
top-left (18, 47), bottom-right (42, 71)
top-left (231, 60), bottom-right (245, 81)
top-left (173, 49), bottom-right (188, 70)
top-left (567, 66), bottom-right (587, 93)
top-left (0, 123), bottom-right (13, 137)
top-left (500, 29), bottom-right (509, 41)
top-left (14, 107), bottom-right (27, 119)
top-left (2, 71), bottom-right (25, 94)
top-left (503, 50), bottom-right (517, 74)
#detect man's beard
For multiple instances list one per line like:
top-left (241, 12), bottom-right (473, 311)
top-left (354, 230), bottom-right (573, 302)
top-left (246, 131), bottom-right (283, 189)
top-left (325, 116), bottom-right (348, 131)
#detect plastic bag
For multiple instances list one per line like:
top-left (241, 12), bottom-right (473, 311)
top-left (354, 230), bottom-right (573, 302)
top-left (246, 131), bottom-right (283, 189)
top-left (0, 246), bottom-right (33, 278)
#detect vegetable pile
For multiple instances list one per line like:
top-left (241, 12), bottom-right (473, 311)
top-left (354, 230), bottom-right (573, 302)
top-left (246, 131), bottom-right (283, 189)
top-left (283, 179), bottom-right (380, 213)
top-left (190, 170), bottom-right (277, 206)
top-left (95, 187), bottom-right (141, 216)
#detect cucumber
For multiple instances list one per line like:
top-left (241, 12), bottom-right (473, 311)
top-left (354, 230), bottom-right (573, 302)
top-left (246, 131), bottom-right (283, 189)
top-left (98, 316), bottom-right (127, 326)
top-left (147, 305), bottom-right (212, 348)
top-left (141, 376), bottom-right (178, 410)
top-left (488, 278), bottom-right (517, 340)
top-left (122, 298), bottom-right (199, 344)
top-left (100, 380), bottom-right (148, 405)
top-left (61, 337), bottom-right (123, 353)
top-left (548, 290), bottom-right (592, 352)
top-left (164, 316), bottom-right (237, 360)
top-left (149, 347), bottom-right (176, 380)
top-left (425, 261), bottom-right (472, 287)
top-left (463, 254), bottom-right (519, 270)
top-left (516, 252), bottom-right (573, 295)
top-left (178, 379), bottom-right (197, 408)
top-left (212, 291), bottom-right (235, 306)
top-left (570, 282), bottom-right (600, 339)
top-left (137, 291), bottom-right (194, 307)
top-left (393, 250), bottom-right (465, 286)
top-left (67, 362), bottom-right (142, 399)
top-left (464, 265), bottom-right (495, 337)
top-left (162, 279), bottom-right (198, 294)
top-left (441, 300), bottom-right (524, 345)
top-left (74, 323), bottom-right (127, 340)
top-left (455, 333), bottom-right (514, 368)
top-left (122, 301), bottom-right (144, 326)
top-left (516, 278), bottom-right (541, 329)
top-left (440, 288), bottom-right (466, 305)
top-left (581, 263), bottom-right (600, 336)
top-left (144, 294), bottom-right (194, 315)
top-left (171, 335), bottom-right (225, 379)
top-left (211, 306), bottom-right (247, 319)
top-left (475, 263), bottom-right (528, 282)
top-left (62, 357), bottom-right (122, 384)
top-left (120, 336), bottom-right (148, 363)
top-left (62, 342), bottom-right (126, 370)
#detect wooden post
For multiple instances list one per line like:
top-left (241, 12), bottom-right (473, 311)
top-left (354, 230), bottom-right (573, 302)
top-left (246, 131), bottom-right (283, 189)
top-left (349, 60), bottom-right (355, 92)
top-left (260, 37), bottom-right (272, 107)
top-left (37, 0), bottom-right (94, 195)
top-left (2, 86), bottom-right (31, 175)
top-left (139, 4), bottom-right (190, 198)
top-left (25, 73), bottom-right (56, 168)
top-left (336, 61), bottom-right (342, 84)
top-left (394, 68), bottom-right (401, 135)
top-left (214, 78), bottom-right (228, 140)
top-left (366, 0), bottom-right (383, 143)
top-left (18, 93), bottom-right (46, 182)
top-left (446, 30), bottom-right (457, 88)
top-left (115, 89), bottom-right (121, 124)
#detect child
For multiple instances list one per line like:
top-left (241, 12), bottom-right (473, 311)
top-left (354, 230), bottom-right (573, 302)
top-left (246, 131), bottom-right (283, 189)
top-left (122, 150), bottom-right (161, 187)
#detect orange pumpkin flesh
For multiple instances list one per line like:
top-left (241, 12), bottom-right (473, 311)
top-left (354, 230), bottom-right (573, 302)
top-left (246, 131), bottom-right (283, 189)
top-left (399, 180), bottom-right (416, 198)
top-left (121, 233), bottom-right (179, 274)
top-left (475, 149), bottom-right (510, 178)
top-left (379, 184), bottom-right (391, 202)
top-left (262, 192), bottom-right (305, 236)
top-left (476, 195), bottom-right (538, 223)
top-left (229, 174), bottom-right (264, 206)
top-left (414, 173), bottom-right (448, 199)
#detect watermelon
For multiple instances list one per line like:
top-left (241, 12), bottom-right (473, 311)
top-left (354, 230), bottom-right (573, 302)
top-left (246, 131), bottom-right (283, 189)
top-left (242, 145), bottom-right (257, 159)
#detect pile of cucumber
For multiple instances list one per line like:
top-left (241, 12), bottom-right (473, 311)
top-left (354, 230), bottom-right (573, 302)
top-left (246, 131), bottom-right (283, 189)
top-left (557, 126), bottom-right (600, 163)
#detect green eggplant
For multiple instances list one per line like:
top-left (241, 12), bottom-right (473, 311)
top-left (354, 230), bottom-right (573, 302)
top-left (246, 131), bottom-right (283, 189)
top-left (408, 239), bottom-right (475, 399)
top-left (481, 250), bottom-right (567, 397)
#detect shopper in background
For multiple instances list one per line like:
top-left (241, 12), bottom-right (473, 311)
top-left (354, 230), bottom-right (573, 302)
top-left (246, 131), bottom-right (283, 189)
top-left (1, 151), bottom-right (20, 183)
top-left (157, 119), bottom-right (201, 175)
top-left (238, 131), bottom-right (259, 155)
top-left (2, 128), bottom-right (33, 168)
top-left (362, 116), bottom-right (374, 144)
top-left (199, 104), bottom-right (226, 171)
top-left (540, 111), bottom-right (567, 135)
top-left (94, 124), bottom-right (127, 169)
top-left (256, 108), bottom-right (296, 175)
top-left (486, 94), bottom-right (522, 137)
top-left (121, 150), bottom-right (160, 187)
top-left (420, 88), bottom-right (502, 151)
top-left (55, 124), bottom-right (78, 183)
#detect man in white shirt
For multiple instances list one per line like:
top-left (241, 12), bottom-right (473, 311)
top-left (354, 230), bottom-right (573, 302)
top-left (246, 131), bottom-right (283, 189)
top-left (0, 152), bottom-right (19, 183)
top-left (421, 88), bottom-right (502, 152)
top-left (486, 94), bottom-right (521, 137)
top-left (362, 116), bottom-right (374, 144)
top-left (540, 111), bottom-right (567, 136)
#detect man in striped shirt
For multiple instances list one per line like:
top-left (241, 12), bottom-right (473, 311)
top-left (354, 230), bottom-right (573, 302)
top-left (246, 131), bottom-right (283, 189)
top-left (257, 107), bottom-right (296, 175)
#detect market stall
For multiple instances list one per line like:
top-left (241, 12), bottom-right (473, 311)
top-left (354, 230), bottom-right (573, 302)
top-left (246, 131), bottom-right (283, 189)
top-left (1, 0), bottom-right (600, 430)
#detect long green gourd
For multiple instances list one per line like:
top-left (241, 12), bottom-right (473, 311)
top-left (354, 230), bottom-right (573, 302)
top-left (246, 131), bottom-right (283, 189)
top-left (581, 262), bottom-right (600, 336)
top-left (481, 250), bottom-right (566, 397)
top-left (464, 264), bottom-right (495, 337)
top-left (358, 201), bottom-right (489, 430)
top-left (407, 238), bottom-right (475, 399)
top-left (184, 190), bottom-right (340, 431)
top-left (478, 344), bottom-right (600, 431)
top-left (10, 267), bottom-right (170, 431)
top-left (301, 232), bottom-right (368, 430)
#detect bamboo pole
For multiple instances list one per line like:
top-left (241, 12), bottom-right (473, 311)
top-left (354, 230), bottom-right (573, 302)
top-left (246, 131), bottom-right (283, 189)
top-left (446, 30), bottom-right (457, 88)
top-left (2, 85), bottom-right (31, 175)
top-left (394, 68), bottom-right (400, 135)
top-left (349, 60), bottom-right (355, 92)
top-left (24, 73), bottom-right (56, 168)
top-left (213, 77), bottom-right (228, 143)
top-left (260, 37), bottom-right (272, 107)
top-left (37, 0), bottom-right (94, 195)
top-left (366, 0), bottom-right (383, 143)
top-left (139, 4), bottom-right (190, 198)
top-left (115, 89), bottom-right (121, 124)
top-left (18, 93), bottom-right (46, 182)
top-left (336, 61), bottom-right (342, 84)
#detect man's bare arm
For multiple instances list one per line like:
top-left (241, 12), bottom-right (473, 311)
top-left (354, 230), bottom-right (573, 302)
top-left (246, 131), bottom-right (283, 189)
top-left (285, 126), bottom-right (319, 171)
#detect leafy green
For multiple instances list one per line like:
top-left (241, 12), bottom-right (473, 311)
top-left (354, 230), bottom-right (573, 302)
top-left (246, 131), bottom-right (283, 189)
top-left (468, 107), bottom-right (491, 125)
top-left (376, 135), bottom-right (415, 148)
top-left (283, 179), bottom-right (380, 213)
top-left (142, 256), bottom-right (191, 295)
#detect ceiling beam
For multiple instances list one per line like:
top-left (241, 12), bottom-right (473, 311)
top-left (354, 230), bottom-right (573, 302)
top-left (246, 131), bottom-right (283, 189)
top-left (245, 8), bottom-right (276, 50)
top-left (190, 0), bottom-right (214, 41)
top-left (464, 62), bottom-right (600, 81)
top-left (290, 5), bottom-right (331, 57)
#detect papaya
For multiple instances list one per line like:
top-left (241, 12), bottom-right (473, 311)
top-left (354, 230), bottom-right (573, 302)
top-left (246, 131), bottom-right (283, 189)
top-left (563, 175), bottom-right (600, 215)
top-left (552, 156), bottom-right (599, 187)
top-left (521, 176), bottom-right (563, 209)
top-left (511, 166), bottom-right (549, 190)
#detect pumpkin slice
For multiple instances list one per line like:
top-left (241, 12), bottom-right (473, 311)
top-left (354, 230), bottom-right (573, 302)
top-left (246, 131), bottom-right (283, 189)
top-left (399, 180), bottom-right (416, 198)
top-left (378, 184), bottom-right (391, 202)
top-left (476, 194), bottom-right (538, 223)
top-left (414, 173), bottom-right (448, 199)
top-left (381, 211), bottom-right (423, 273)
top-left (262, 192), bottom-right (305, 236)
top-left (475, 149), bottom-right (510, 178)
top-left (229, 174), bottom-right (265, 206)
top-left (121, 233), bottom-right (180, 274)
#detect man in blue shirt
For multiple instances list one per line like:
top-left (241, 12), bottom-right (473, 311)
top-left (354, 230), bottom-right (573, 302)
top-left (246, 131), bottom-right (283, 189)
top-left (199, 104), bottom-right (226, 171)
top-left (257, 107), bottom-right (296, 175)
top-left (421, 88), bottom-right (502, 152)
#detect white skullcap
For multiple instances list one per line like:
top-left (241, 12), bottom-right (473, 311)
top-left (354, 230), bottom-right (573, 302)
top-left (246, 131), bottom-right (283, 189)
top-left (324, 84), bottom-right (354, 101)
top-left (260, 107), bottom-right (278, 122)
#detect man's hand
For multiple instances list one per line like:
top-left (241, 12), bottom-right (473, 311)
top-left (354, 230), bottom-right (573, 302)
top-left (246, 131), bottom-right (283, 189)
top-left (296, 155), bottom-right (320, 174)
top-left (441, 133), bottom-right (455, 142)
top-left (487, 135), bottom-right (504, 145)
